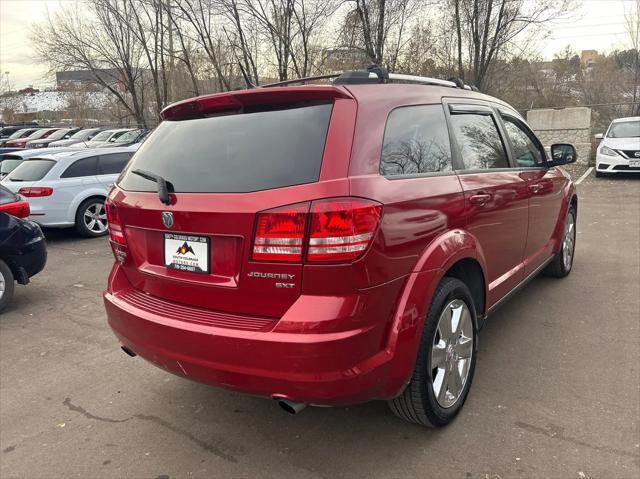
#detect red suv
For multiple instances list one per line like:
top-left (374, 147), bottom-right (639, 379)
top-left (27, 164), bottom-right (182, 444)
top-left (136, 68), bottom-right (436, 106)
top-left (104, 69), bottom-right (578, 427)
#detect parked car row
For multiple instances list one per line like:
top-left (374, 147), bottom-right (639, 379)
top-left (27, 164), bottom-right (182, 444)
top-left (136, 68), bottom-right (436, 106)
top-left (0, 125), bottom-right (149, 150)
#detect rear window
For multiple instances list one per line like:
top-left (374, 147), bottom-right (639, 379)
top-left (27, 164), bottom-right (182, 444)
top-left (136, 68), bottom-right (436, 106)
top-left (0, 156), bottom-right (23, 175)
top-left (118, 103), bottom-right (333, 193)
top-left (4, 159), bottom-right (55, 182)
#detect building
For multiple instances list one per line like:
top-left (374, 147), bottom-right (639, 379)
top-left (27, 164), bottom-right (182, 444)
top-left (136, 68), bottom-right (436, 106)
top-left (56, 69), bottom-right (125, 90)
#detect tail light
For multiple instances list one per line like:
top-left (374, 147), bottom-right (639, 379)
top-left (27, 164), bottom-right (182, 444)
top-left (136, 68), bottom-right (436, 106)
top-left (0, 201), bottom-right (30, 218)
top-left (18, 187), bottom-right (53, 197)
top-left (105, 198), bottom-right (126, 245)
top-left (252, 198), bottom-right (382, 263)
top-left (252, 203), bottom-right (308, 261)
top-left (308, 199), bottom-right (382, 262)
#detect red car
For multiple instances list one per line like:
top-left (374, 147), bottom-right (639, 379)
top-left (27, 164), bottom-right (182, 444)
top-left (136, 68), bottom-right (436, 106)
top-left (5, 128), bottom-right (60, 148)
top-left (104, 69), bottom-right (578, 427)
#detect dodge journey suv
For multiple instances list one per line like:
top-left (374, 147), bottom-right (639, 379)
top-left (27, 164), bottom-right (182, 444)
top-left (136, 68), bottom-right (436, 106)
top-left (103, 68), bottom-right (578, 427)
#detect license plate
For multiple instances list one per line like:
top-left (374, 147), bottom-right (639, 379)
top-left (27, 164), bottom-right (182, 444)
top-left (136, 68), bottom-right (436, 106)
top-left (164, 233), bottom-right (210, 274)
top-left (629, 160), bottom-right (640, 167)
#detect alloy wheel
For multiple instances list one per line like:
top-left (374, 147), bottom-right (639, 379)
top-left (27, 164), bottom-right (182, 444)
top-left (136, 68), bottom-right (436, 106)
top-left (563, 211), bottom-right (576, 271)
top-left (0, 270), bottom-right (4, 301)
top-left (83, 202), bottom-right (108, 234)
top-left (431, 299), bottom-right (474, 408)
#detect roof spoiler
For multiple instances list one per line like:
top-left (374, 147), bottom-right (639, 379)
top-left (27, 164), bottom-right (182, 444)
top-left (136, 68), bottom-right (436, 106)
top-left (160, 86), bottom-right (353, 121)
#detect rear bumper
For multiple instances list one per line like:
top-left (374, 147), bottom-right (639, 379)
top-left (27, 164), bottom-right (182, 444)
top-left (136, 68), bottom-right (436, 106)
top-left (104, 264), bottom-right (438, 405)
top-left (5, 221), bottom-right (47, 282)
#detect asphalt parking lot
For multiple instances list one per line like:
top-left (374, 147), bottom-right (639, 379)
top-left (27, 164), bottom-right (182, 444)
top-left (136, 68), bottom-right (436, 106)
top-left (1, 172), bottom-right (638, 479)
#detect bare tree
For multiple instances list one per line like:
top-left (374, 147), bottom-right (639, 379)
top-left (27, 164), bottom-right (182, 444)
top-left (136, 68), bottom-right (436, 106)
top-left (450, 0), bottom-right (572, 90)
top-left (32, 1), bottom-right (149, 126)
top-left (342, 0), bottom-right (414, 68)
top-left (172, 0), bottom-right (232, 90)
top-left (624, 0), bottom-right (640, 115)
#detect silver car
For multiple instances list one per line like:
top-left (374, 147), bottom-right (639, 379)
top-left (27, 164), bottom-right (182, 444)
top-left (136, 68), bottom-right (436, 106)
top-left (77, 128), bottom-right (135, 149)
top-left (1, 148), bottom-right (135, 237)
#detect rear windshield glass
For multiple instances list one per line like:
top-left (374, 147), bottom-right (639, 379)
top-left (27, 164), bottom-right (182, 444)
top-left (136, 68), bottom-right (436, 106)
top-left (4, 159), bottom-right (55, 182)
top-left (118, 103), bottom-right (333, 193)
top-left (0, 157), bottom-right (23, 175)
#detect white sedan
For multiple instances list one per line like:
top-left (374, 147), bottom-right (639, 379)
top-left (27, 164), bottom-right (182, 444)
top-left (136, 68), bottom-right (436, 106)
top-left (0, 148), bottom-right (135, 236)
top-left (595, 116), bottom-right (640, 177)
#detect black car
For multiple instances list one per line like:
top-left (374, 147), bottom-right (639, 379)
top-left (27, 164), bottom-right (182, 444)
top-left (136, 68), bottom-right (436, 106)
top-left (0, 186), bottom-right (47, 312)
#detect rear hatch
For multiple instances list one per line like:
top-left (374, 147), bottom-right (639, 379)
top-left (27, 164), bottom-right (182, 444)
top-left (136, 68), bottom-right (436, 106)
top-left (108, 87), bottom-right (355, 318)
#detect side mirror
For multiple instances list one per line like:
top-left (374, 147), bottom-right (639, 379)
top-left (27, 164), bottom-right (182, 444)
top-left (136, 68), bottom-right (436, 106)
top-left (550, 144), bottom-right (577, 166)
top-left (594, 133), bottom-right (604, 140)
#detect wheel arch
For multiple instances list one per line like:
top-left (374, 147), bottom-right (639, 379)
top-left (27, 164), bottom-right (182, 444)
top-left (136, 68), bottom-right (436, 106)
top-left (381, 230), bottom-right (489, 398)
top-left (71, 193), bottom-right (107, 221)
top-left (441, 258), bottom-right (486, 325)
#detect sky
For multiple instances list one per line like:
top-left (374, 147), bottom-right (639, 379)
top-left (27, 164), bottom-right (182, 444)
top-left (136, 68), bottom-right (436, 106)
top-left (0, 0), bottom-right (636, 90)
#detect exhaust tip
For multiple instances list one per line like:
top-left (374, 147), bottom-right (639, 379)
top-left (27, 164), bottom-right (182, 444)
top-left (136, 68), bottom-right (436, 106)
top-left (121, 345), bottom-right (137, 357)
top-left (277, 398), bottom-right (307, 415)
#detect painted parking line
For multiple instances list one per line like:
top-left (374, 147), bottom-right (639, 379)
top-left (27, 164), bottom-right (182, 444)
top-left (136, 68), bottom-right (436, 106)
top-left (575, 167), bottom-right (594, 185)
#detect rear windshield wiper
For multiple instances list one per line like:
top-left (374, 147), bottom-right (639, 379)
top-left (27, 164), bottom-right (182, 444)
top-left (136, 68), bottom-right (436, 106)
top-left (131, 169), bottom-right (173, 205)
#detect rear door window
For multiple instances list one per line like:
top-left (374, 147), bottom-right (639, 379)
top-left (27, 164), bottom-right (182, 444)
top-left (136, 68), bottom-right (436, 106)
top-left (61, 156), bottom-right (98, 178)
top-left (118, 103), bottom-right (333, 193)
top-left (380, 105), bottom-right (452, 176)
top-left (5, 159), bottom-right (55, 181)
top-left (450, 113), bottom-right (509, 170)
top-left (98, 153), bottom-right (133, 175)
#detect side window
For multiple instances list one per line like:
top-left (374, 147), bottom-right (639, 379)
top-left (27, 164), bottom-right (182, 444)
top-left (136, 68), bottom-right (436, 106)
top-left (98, 153), bottom-right (133, 175)
top-left (450, 113), bottom-right (509, 170)
top-left (380, 104), bottom-right (453, 176)
top-left (502, 116), bottom-right (545, 167)
top-left (60, 157), bottom-right (98, 178)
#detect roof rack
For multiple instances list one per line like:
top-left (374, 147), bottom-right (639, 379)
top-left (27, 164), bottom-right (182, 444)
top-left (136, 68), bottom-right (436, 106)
top-left (260, 65), bottom-right (473, 90)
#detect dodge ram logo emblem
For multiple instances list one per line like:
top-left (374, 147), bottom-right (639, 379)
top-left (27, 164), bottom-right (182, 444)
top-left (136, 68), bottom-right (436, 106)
top-left (161, 211), bottom-right (174, 229)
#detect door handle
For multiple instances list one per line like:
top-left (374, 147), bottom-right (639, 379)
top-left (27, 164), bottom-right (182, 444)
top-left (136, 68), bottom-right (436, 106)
top-left (469, 193), bottom-right (491, 206)
top-left (529, 183), bottom-right (543, 194)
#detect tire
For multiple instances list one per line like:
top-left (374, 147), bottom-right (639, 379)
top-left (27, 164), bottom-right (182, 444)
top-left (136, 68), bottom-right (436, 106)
top-left (75, 198), bottom-right (108, 237)
top-left (543, 204), bottom-right (577, 278)
top-left (389, 277), bottom-right (478, 427)
top-left (0, 260), bottom-right (15, 313)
